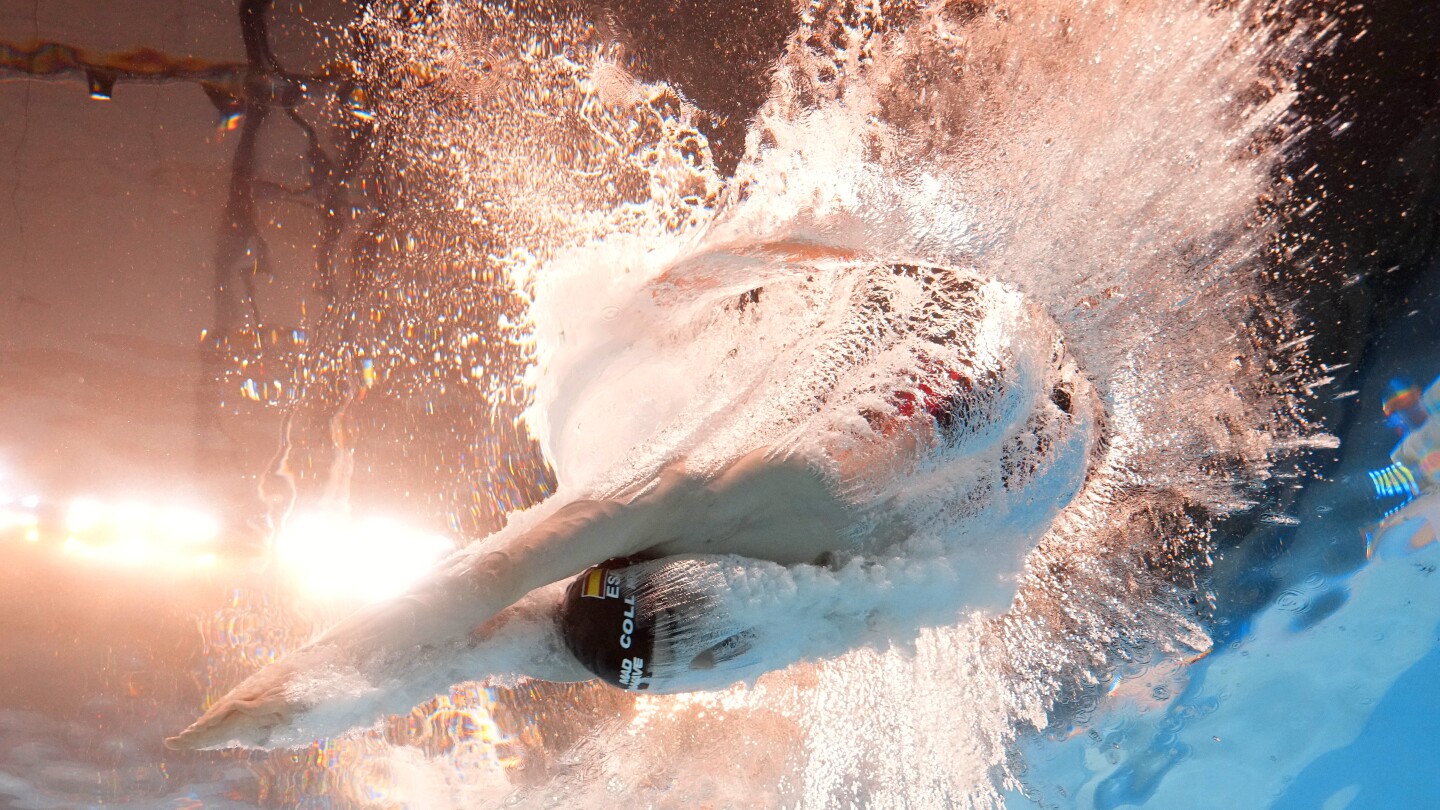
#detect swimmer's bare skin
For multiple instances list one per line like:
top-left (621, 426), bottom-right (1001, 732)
top-left (165, 448), bottom-right (849, 750)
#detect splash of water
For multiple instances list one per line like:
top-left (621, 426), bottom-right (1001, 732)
top-left (262, 0), bottom-right (1336, 805)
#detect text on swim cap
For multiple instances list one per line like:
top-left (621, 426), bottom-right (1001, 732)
top-left (619, 595), bottom-right (636, 648)
top-left (619, 656), bottom-right (647, 690)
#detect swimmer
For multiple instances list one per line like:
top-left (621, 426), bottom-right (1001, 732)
top-left (166, 260), bottom-right (1106, 750)
top-left (1384, 376), bottom-right (1440, 488)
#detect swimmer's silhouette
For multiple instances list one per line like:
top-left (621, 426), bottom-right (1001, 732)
top-left (167, 259), bottom-right (1105, 749)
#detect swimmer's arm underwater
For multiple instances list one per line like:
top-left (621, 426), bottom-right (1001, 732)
top-left (163, 465), bottom-right (711, 750)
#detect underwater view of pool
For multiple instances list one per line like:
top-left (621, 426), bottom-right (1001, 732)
top-left (1, 0), bottom-right (1437, 807)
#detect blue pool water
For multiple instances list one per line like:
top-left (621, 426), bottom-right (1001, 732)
top-left (1273, 280), bottom-right (1440, 809)
top-left (1277, 645), bottom-right (1440, 809)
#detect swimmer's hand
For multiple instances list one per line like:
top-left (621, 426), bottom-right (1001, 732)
top-left (163, 644), bottom-right (321, 751)
top-left (164, 568), bottom-right (511, 750)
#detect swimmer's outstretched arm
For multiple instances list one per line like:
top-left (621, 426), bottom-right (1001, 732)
top-left (164, 466), bottom-right (707, 750)
top-left (164, 452), bottom-right (848, 749)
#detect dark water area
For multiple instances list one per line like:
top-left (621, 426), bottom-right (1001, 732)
top-left (1203, 0), bottom-right (1440, 638)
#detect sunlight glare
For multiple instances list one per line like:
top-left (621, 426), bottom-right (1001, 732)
top-left (274, 511), bottom-right (455, 604)
top-left (57, 497), bottom-right (222, 568)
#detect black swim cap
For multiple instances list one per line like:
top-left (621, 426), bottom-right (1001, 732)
top-left (557, 556), bottom-right (760, 694)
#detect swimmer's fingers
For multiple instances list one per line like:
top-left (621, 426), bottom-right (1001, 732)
top-left (168, 573), bottom-right (511, 750)
top-left (165, 655), bottom-right (308, 750)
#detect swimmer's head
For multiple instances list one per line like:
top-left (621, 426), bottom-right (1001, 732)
top-left (556, 556), bottom-right (766, 694)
